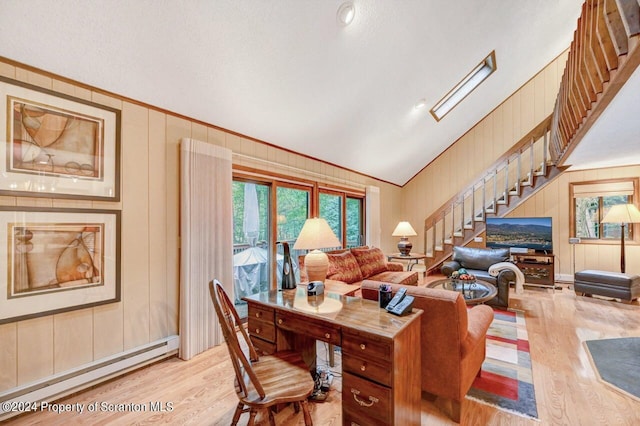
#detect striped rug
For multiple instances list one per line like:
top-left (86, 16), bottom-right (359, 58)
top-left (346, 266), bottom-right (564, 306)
top-left (466, 308), bottom-right (538, 419)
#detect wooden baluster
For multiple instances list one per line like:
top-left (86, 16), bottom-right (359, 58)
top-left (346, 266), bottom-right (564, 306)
top-left (604, 0), bottom-right (630, 55)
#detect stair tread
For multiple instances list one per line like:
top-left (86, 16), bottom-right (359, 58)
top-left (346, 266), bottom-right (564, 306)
top-left (423, 157), bottom-right (562, 273)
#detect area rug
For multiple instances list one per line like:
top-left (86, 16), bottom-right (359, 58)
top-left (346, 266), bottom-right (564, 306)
top-left (466, 308), bottom-right (539, 419)
top-left (584, 337), bottom-right (640, 401)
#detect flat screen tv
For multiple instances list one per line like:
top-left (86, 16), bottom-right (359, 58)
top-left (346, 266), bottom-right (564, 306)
top-left (485, 217), bottom-right (553, 253)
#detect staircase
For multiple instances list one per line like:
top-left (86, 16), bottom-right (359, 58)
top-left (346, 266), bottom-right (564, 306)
top-left (423, 115), bottom-right (568, 274)
top-left (550, 0), bottom-right (640, 165)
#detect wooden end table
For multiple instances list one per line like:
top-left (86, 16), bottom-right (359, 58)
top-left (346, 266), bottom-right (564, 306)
top-left (386, 252), bottom-right (427, 271)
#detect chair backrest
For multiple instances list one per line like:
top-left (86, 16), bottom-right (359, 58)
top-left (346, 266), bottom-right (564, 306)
top-left (360, 280), bottom-right (469, 394)
top-left (209, 280), bottom-right (265, 399)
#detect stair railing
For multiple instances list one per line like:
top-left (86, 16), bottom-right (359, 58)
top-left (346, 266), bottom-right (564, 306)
top-left (550, 0), bottom-right (640, 165)
top-left (424, 116), bottom-right (553, 269)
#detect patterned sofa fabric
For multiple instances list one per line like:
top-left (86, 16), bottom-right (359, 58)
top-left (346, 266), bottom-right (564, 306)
top-left (350, 246), bottom-right (388, 278)
top-left (326, 250), bottom-right (363, 284)
top-left (298, 246), bottom-right (418, 287)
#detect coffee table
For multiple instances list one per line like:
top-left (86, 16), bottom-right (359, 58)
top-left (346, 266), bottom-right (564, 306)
top-left (428, 278), bottom-right (497, 304)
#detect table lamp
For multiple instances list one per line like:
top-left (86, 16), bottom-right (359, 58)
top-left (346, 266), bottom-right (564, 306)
top-left (293, 218), bottom-right (341, 283)
top-left (392, 221), bottom-right (417, 256)
top-left (601, 203), bottom-right (640, 273)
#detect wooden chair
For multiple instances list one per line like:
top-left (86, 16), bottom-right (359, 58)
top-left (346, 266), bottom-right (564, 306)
top-left (209, 280), bottom-right (314, 425)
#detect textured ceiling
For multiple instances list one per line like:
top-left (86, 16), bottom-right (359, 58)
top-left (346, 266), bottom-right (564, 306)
top-left (0, 0), bottom-right (585, 185)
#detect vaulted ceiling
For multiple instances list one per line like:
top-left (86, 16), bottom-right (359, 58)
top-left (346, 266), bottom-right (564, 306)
top-left (0, 1), bottom-right (587, 185)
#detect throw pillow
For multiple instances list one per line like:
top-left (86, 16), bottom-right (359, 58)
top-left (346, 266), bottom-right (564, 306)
top-left (351, 247), bottom-right (387, 278)
top-left (326, 251), bottom-right (363, 284)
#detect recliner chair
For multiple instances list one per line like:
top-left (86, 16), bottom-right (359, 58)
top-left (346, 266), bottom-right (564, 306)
top-left (441, 246), bottom-right (515, 308)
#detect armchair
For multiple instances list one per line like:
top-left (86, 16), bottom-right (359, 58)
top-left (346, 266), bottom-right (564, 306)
top-left (441, 246), bottom-right (515, 308)
top-left (361, 280), bottom-right (494, 422)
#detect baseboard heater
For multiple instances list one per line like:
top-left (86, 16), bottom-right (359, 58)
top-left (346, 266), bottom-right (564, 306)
top-left (0, 335), bottom-right (179, 420)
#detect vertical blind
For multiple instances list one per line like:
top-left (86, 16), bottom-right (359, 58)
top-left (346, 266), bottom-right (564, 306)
top-left (179, 138), bottom-right (233, 360)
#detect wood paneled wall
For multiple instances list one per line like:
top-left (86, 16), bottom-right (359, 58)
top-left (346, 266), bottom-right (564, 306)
top-left (509, 165), bottom-right (640, 279)
top-left (402, 51), bottom-right (570, 253)
top-left (0, 59), bottom-right (402, 393)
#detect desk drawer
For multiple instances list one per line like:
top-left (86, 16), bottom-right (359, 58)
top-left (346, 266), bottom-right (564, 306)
top-left (342, 354), bottom-right (391, 387)
top-left (250, 335), bottom-right (276, 355)
top-left (342, 330), bottom-right (392, 363)
top-left (247, 318), bottom-right (276, 343)
top-left (248, 305), bottom-right (274, 322)
top-left (343, 408), bottom-right (388, 426)
top-left (343, 372), bottom-right (391, 425)
top-left (275, 311), bottom-right (341, 346)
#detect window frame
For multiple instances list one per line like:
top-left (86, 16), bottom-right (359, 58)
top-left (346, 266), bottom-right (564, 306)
top-left (569, 177), bottom-right (640, 245)
top-left (233, 166), bottom-right (366, 289)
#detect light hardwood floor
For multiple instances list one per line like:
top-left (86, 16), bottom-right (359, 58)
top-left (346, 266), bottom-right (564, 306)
top-left (8, 280), bottom-right (640, 425)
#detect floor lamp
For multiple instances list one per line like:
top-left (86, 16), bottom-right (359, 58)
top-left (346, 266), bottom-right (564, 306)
top-left (601, 203), bottom-right (640, 273)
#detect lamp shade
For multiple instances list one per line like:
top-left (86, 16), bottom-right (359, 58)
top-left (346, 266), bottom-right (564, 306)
top-left (601, 204), bottom-right (640, 224)
top-left (392, 221), bottom-right (417, 237)
top-left (293, 218), bottom-right (341, 283)
top-left (293, 218), bottom-right (341, 250)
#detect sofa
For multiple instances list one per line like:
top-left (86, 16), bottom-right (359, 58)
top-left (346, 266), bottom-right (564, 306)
top-left (361, 280), bottom-right (494, 422)
top-left (299, 246), bottom-right (418, 290)
top-left (441, 246), bottom-right (516, 308)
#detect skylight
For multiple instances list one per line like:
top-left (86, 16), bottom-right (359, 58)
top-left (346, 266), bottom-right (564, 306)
top-left (430, 50), bottom-right (497, 121)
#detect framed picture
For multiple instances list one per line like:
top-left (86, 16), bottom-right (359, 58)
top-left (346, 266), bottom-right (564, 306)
top-left (0, 206), bottom-right (121, 324)
top-left (0, 76), bottom-right (120, 201)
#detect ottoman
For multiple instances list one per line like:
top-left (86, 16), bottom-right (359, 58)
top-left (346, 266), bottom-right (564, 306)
top-left (574, 270), bottom-right (640, 302)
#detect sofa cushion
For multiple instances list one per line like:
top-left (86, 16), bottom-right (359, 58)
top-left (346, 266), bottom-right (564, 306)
top-left (351, 247), bottom-right (387, 278)
top-left (326, 251), bottom-right (363, 284)
top-left (369, 270), bottom-right (418, 285)
top-left (452, 246), bottom-right (510, 271)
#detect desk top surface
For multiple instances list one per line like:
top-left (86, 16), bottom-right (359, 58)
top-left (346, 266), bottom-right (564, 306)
top-left (243, 287), bottom-right (422, 339)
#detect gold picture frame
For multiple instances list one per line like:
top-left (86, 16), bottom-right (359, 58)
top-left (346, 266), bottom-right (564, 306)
top-left (0, 206), bottom-right (121, 324)
top-left (0, 76), bottom-right (120, 200)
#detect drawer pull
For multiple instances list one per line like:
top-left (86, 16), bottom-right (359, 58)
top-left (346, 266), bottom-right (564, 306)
top-left (351, 388), bottom-right (379, 407)
top-left (278, 319), bottom-right (283, 325)
top-left (325, 333), bottom-right (331, 339)
top-left (360, 363), bottom-right (366, 372)
top-left (255, 312), bottom-right (261, 318)
top-left (255, 328), bottom-right (261, 334)
top-left (360, 343), bottom-right (366, 350)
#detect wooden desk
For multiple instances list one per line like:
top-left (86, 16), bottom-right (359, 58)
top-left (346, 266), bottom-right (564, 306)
top-left (299, 279), bottom-right (360, 296)
top-left (244, 288), bottom-right (422, 425)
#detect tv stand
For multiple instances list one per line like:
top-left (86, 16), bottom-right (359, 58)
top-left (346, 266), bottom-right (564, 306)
top-left (512, 253), bottom-right (555, 289)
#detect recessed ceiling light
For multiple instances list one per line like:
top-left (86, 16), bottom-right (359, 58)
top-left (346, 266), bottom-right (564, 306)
top-left (414, 99), bottom-right (427, 110)
top-left (337, 2), bottom-right (356, 26)
top-left (430, 50), bottom-right (497, 121)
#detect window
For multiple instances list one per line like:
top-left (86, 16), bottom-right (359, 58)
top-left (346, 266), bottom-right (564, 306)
top-left (319, 190), bottom-right (365, 248)
top-left (232, 179), bottom-right (272, 317)
top-left (570, 178), bottom-right (639, 241)
top-left (430, 50), bottom-right (497, 121)
top-left (319, 191), bottom-right (343, 243)
top-left (232, 168), bottom-right (366, 315)
top-left (277, 184), bottom-right (311, 282)
top-left (346, 196), bottom-right (364, 247)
